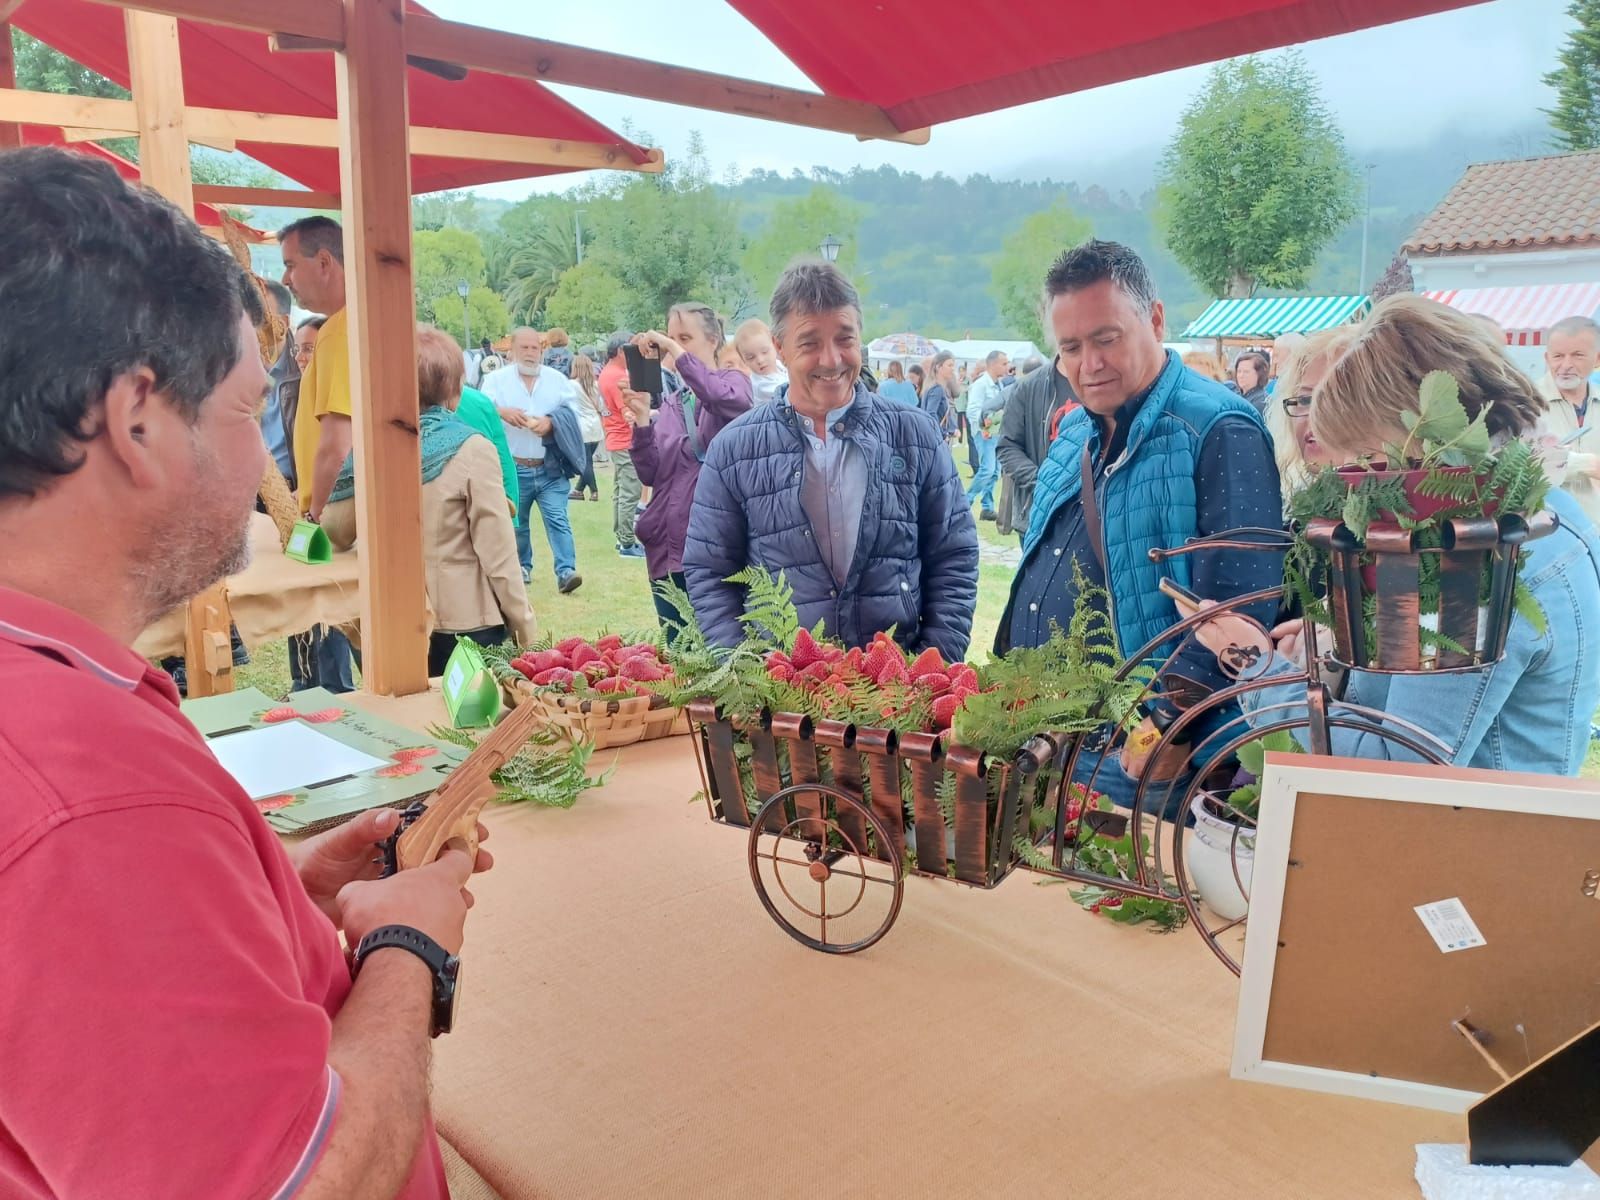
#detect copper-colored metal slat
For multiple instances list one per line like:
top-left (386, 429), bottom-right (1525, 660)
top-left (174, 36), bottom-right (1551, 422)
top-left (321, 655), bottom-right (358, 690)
top-left (1367, 524), bottom-right (1421, 671)
top-left (900, 731), bottom-right (946, 877)
top-left (773, 712), bottom-right (823, 828)
top-left (857, 726), bottom-right (905, 866)
top-left (699, 716), bottom-right (749, 828)
top-left (945, 743), bottom-right (991, 885)
top-left (815, 720), bottom-right (868, 850)
top-left (747, 726), bottom-right (788, 833)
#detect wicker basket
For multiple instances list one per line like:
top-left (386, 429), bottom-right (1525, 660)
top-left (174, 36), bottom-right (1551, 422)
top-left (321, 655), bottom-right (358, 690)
top-left (505, 679), bottom-right (689, 749)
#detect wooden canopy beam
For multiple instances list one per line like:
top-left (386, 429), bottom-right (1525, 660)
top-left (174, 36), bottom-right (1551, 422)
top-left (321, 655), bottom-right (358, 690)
top-left (85, 0), bottom-right (341, 41)
top-left (0, 17), bottom-right (19, 150)
top-left (337, 0), bottom-right (426, 696)
top-left (194, 183), bottom-right (338, 210)
top-left (124, 8), bottom-right (234, 698)
top-left (0, 88), bottom-right (664, 171)
top-left (400, 14), bottom-right (929, 146)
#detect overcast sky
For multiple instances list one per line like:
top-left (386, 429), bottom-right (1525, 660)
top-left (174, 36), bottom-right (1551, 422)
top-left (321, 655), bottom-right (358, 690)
top-left (424, 0), bottom-right (1569, 198)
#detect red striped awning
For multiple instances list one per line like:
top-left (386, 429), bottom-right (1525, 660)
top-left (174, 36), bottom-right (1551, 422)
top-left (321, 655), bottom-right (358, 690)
top-left (1422, 283), bottom-right (1600, 346)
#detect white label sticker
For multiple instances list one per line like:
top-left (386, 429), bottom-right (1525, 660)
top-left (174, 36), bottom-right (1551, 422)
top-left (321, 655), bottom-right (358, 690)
top-left (445, 662), bottom-right (466, 695)
top-left (1414, 898), bottom-right (1487, 954)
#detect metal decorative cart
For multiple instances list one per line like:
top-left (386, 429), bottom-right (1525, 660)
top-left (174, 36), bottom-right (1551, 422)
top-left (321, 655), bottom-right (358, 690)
top-left (689, 516), bottom-right (1554, 972)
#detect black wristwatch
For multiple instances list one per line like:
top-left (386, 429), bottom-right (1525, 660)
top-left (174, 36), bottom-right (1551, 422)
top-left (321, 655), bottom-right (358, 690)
top-left (351, 925), bottom-right (461, 1037)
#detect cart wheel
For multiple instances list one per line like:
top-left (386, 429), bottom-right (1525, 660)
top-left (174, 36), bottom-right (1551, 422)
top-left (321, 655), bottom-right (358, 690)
top-left (747, 783), bottom-right (904, 954)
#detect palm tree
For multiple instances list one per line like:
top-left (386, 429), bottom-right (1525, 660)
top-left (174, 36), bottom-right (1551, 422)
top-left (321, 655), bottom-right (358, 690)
top-left (490, 209), bottom-right (580, 326)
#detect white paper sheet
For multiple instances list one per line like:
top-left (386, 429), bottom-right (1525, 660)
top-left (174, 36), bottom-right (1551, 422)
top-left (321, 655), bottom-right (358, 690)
top-left (208, 721), bottom-right (389, 799)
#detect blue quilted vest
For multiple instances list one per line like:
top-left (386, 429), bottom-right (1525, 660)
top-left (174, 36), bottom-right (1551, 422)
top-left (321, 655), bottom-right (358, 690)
top-left (1020, 351), bottom-right (1267, 659)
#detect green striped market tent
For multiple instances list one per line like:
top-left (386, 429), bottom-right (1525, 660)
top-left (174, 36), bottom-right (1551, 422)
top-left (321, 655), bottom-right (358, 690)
top-left (1181, 295), bottom-right (1371, 339)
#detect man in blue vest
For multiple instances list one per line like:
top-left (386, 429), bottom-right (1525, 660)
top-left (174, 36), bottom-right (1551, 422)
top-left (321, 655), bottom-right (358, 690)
top-left (997, 240), bottom-right (1283, 811)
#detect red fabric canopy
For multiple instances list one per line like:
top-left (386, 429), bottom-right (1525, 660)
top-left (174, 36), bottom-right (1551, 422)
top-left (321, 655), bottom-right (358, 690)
top-left (12, 0), bottom-right (649, 195)
top-left (19, 124), bottom-right (267, 238)
top-left (729, 0), bottom-right (1483, 130)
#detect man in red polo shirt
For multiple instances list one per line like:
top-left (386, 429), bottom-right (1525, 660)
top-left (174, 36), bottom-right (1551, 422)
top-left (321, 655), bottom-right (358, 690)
top-left (0, 148), bottom-right (481, 1199)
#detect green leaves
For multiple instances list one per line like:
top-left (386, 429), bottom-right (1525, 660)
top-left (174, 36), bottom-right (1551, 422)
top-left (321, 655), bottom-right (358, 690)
top-left (990, 201), bottom-right (1093, 351)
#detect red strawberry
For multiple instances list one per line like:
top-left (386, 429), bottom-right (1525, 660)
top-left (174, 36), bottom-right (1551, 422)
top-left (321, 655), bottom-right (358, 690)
top-left (376, 762), bottom-right (423, 778)
top-left (579, 661), bottom-right (610, 682)
top-left (918, 671), bottom-right (952, 695)
top-left (302, 708), bottom-right (344, 724)
top-left (526, 649), bottom-right (566, 674)
top-left (391, 747), bottom-right (439, 763)
top-left (877, 654), bottom-right (910, 685)
top-left (531, 667), bottom-right (577, 689)
top-left (798, 660), bottom-right (831, 684)
top-left (766, 649), bottom-right (792, 669)
top-left (766, 662), bottom-right (795, 683)
top-left (931, 693), bottom-right (962, 729)
top-left (596, 634), bottom-right (623, 652)
top-left (861, 641), bottom-right (895, 682)
top-left (843, 646), bottom-right (865, 674)
top-left (623, 643), bottom-right (660, 661)
top-left (832, 680), bottom-right (854, 699)
top-left (259, 707), bottom-right (299, 724)
top-left (949, 665), bottom-right (979, 692)
top-left (619, 658), bottom-right (668, 682)
top-left (570, 644), bottom-right (603, 669)
top-left (821, 644), bottom-right (845, 664)
top-left (594, 676), bottom-right (631, 694)
top-left (511, 658), bottom-right (537, 680)
top-left (908, 647), bottom-right (945, 678)
top-left (790, 628), bottom-right (824, 670)
top-left (557, 636), bottom-right (586, 655)
top-left (254, 794), bottom-right (298, 811)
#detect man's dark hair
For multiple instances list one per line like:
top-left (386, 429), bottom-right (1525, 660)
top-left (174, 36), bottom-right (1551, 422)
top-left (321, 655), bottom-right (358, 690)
top-left (263, 279), bottom-right (292, 318)
top-left (0, 147), bottom-right (253, 499)
top-left (605, 331), bottom-right (636, 361)
top-left (277, 214), bottom-right (344, 266)
top-left (298, 315), bottom-right (327, 333)
top-left (1044, 238), bottom-right (1157, 316)
top-left (770, 260), bottom-right (861, 340)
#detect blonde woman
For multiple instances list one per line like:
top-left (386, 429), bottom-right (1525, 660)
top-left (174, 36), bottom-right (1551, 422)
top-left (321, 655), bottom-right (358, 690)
top-left (323, 325), bottom-right (535, 674)
top-left (1190, 295), bottom-right (1600, 775)
top-left (1261, 326), bottom-right (1356, 512)
top-left (567, 353), bottom-right (604, 501)
top-left (1182, 350), bottom-right (1227, 382)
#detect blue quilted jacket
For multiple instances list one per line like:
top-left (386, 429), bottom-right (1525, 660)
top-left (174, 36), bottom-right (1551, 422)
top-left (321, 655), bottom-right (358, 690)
top-left (684, 382), bottom-right (979, 659)
top-left (1022, 350), bottom-right (1267, 660)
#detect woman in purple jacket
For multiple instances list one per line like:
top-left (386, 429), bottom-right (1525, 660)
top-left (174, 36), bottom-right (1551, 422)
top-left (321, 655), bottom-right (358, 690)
top-left (618, 303), bottom-right (754, 633)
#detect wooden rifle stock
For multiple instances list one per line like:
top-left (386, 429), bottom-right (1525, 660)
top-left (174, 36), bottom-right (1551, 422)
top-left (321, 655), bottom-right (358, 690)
top-left (392, 700), bottom-right (546, 870)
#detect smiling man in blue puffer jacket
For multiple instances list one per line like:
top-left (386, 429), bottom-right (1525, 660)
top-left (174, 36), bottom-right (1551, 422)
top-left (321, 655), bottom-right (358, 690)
top-left (683, 260), bottom-right (979, 660)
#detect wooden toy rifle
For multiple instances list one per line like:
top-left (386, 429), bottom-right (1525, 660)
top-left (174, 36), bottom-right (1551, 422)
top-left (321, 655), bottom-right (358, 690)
top-left (379, 699), bottom-right (545, 875)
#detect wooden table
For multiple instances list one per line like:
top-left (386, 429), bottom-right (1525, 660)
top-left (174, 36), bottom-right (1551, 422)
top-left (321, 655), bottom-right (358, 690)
top-left (135, 513), bottom-right (362, 659)
top-left (350, 689), bottom-right (1467, 1199)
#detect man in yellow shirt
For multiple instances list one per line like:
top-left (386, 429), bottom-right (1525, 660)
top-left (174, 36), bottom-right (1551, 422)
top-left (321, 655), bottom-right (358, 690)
top-left (279, 216), bottom-right (352, 519)
top-left (278, 216), bottom-right (355, 691)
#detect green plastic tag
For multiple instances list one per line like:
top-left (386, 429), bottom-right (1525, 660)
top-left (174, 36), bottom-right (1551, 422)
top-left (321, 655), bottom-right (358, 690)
top-left (284, 519), bottom-right (332, 564)
top-left (442, 638), bottom-right (502, 728)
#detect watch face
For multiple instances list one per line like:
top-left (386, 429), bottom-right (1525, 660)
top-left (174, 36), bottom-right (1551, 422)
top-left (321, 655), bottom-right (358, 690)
top-left (436, 958), bottom-right (461, 1038)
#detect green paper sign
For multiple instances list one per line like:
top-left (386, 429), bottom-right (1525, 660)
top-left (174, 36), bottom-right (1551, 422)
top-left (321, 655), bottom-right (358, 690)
top-left (284, 519), bottom-right (332, 564)
top-left (442, 638), bottom-right (502, 728)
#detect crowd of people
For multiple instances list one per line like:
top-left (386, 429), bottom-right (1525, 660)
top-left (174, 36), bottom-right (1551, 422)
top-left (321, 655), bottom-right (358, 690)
top-left (7, 143), bottom-right (1600, 1197)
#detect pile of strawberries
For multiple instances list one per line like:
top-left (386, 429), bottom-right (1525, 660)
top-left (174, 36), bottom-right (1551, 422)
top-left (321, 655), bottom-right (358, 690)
top-left (763, 629), bottom-right (986, 732)
top-left (508, 635), bottom-right (673, 697)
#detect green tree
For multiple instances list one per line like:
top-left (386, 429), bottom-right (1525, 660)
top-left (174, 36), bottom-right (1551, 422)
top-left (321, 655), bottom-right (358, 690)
top-left (543, 262), bottom-right (630, 344)
top-left (412, 228), bottom-right (488, 324)
top-left (12, 30), bottom-right (134, 157)
top-left (990, 201), bottom-right (1092, 348)
top-left (433, 286), bottom-right (511, 347)
top-left (584, 133), bottom-right (746, 330)
top-left (1545, 0), bottom-right (1600, 150)
top-left (741, 185), bottom-right (862, 303)
top-left (489, 203), bottom-right (581, 326)
top-left (1156, 53), bottom-right (1357, 298)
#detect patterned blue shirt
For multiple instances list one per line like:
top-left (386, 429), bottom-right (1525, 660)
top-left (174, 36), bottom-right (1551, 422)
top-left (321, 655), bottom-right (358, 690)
top-left (797, 400), bottom-right (868, 586)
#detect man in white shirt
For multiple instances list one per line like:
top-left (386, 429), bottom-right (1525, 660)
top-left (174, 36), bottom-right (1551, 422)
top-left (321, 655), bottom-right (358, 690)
top-left (964, 350), bottom-right (1008, 520)
top-left (1533, 315), bottom-right (1600, 531)
top-left (481, 327), bottom-right (583, 591)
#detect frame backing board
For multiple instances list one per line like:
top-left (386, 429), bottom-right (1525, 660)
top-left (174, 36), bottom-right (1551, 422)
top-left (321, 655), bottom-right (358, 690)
top-left (1233, 756), bottom-right (1600, 1112)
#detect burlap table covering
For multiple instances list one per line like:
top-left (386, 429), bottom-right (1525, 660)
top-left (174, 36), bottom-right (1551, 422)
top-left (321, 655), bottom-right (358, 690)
top-left (135, 513), bottom-right (361, 658)
top-left (347, 688), bottom-right (1464, 1199)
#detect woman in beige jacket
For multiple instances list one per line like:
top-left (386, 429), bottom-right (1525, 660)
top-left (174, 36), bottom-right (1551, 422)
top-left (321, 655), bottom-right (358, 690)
top-left (323, 325), bottom-right (535, 675)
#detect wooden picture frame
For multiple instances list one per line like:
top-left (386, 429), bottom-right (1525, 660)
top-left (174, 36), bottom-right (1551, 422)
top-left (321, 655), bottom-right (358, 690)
top-left (1232, 755), bottom-right (1600, 1113)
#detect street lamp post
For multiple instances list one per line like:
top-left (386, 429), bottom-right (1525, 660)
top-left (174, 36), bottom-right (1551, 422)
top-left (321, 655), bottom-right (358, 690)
top-left (819, 234), bottom-right (842, 263)
top-left (456, 279), bottom-right (471, 351)
top-left (1358, 164), bottom-right (1375, 292)
top-left (576, 209), bottom-right (586, 267)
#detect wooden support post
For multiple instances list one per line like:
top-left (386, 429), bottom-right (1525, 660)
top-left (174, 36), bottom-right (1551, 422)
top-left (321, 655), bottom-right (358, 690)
top-left (125, 8), bottom-right (234, 698)
top-left (0, 18), bottom-right (20, 151)
top-left (336, 0), bottom-right (427, 696)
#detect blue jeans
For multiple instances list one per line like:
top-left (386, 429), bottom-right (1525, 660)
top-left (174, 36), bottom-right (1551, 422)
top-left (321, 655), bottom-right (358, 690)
top-left (966, 433), bottom-right (997, 508)
top-left (516, 462), bottom-right (577, 580)
top-left (289, 625), bottom-right (355, 694)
